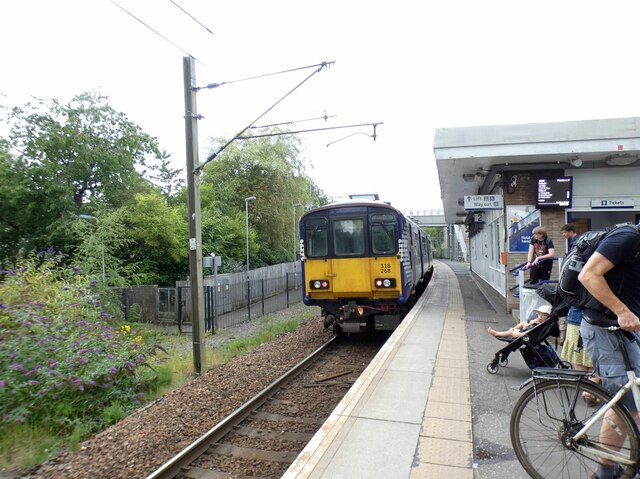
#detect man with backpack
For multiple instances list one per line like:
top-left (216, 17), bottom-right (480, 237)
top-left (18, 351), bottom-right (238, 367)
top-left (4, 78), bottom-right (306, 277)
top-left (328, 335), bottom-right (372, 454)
top-left (561, 223), bottom-right (579, 252)
top-left (578, 222), bottom-right (640, 479)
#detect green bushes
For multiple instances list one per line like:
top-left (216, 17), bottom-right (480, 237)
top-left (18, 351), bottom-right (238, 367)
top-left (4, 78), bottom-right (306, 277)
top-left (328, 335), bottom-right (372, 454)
top-left (0, 251), bottom-right (160, 432)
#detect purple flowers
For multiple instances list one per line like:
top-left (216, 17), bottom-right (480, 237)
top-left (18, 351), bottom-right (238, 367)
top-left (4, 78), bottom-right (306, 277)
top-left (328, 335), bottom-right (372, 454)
top-left (1, 252), bottom-right (157, 431)
top-left (24, 367), bottom-right (41, 377)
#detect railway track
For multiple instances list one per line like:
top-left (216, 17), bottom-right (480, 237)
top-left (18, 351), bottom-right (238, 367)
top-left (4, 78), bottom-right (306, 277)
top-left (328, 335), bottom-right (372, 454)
top-left (146, 331), bottom-right (386, 479)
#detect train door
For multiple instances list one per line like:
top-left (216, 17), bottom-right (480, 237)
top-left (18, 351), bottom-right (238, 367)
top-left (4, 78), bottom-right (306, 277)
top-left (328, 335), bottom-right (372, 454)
top-left (330, 216), bottom-right (370, 296)
top-left (411, 227), bottom-right (420, 285)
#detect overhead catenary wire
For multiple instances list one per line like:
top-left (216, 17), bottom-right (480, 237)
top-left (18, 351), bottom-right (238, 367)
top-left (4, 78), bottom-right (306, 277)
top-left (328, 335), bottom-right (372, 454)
top-left (326, 131), bottom-right (374, 147)
top-left (110, 0), bottom-right (196, 59)
top-left (238, 122), bottom-right (382, 140)
top-left (169, 0), bottom-right (214, 36)
top-left (195, 61), bottom-right (334, 173)
top-left (250, 113), bottom-right (337, 130)
top-left (193, 62), bottom-right (334, 91)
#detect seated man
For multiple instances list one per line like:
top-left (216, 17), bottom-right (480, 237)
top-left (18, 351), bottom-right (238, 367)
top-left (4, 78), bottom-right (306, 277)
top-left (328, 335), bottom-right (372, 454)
top-left (487, 304), bottom-right (552, 339)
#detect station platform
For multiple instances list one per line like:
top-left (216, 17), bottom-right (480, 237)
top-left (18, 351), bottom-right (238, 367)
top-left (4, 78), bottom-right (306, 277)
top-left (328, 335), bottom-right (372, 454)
top-left (282, 261), bottom-right (530, 479)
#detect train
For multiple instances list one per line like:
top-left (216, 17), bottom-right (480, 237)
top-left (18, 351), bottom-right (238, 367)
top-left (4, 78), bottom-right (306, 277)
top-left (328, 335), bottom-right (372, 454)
top-left (299, 199), bottom-right (433, 334)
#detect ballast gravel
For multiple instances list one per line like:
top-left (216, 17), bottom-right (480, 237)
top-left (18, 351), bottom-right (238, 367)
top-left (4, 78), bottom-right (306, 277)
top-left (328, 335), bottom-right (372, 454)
top-left (28, 311), bottom-right (332, 479)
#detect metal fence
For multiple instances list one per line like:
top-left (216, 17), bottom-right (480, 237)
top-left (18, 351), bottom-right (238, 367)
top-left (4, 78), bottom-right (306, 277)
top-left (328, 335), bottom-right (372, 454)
top-left (176, 272), bottom-right (303, 333)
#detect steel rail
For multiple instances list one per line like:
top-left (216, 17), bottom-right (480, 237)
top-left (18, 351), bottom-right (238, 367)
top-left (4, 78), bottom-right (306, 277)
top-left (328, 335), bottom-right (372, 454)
top-left (145, 335), bottom-right (338, 479)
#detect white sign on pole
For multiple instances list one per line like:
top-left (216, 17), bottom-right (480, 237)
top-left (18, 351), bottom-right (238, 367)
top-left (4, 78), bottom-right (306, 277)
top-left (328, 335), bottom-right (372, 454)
top-left (464, 195), bottom-right (503, 211)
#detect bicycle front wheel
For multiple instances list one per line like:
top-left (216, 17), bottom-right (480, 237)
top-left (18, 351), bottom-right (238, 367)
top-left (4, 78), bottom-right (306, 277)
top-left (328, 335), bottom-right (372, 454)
top-left (510, 378), bottom-right (640, 479)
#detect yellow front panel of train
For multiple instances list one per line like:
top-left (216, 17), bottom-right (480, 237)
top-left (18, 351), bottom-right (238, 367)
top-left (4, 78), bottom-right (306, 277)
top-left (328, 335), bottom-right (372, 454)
top-left (304, 257), bottom-right (401, 299)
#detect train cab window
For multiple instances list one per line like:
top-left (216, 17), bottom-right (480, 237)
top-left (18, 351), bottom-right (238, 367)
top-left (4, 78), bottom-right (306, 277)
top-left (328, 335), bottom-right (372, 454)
top-left (304, 217), bottom-right (328, 257)
top-left (370, 213), bottom-right (397, 255)
top-left (333, 219), bottom-right (365, 256)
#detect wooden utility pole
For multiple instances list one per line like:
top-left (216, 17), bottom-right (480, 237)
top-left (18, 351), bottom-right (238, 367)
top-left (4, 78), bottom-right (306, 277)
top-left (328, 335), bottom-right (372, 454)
top-left (183, 56), bottom-right (206, 373)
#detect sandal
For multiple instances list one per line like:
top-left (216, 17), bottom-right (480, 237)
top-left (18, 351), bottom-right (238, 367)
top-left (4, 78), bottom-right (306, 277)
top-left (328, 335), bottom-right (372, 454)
top-left (583, 392), bottom-right (602, 407)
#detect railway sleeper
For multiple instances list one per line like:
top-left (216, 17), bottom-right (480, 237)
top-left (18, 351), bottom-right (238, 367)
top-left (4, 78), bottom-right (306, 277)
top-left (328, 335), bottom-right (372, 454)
top-left (233, 425), bottom-right (314, 442)
top-left (179, 466), bottom-right (265, 479)
top-left (251, 411), bottom-right (325, 426)
top-left (206, 443), bottom-right (299, 463)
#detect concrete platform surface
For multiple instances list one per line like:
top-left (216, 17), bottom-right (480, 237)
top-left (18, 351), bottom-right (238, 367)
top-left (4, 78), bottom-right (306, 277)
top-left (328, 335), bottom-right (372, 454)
top-left (281, 259), bottom-right (540, 478)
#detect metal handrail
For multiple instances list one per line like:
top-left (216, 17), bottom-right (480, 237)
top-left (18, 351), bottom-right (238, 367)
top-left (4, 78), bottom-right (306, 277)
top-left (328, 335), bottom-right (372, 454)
top-left (510, 256), bottom-right (558, 274)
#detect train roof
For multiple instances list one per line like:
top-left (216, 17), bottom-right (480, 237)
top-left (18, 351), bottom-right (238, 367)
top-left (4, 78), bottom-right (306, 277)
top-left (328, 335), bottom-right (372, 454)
top-left (300, 199), bottom-right (402, 219)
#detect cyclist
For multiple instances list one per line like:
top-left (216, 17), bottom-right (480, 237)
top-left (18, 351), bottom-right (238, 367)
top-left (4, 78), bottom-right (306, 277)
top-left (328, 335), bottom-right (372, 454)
top-left (578, 222), bottom-right (640, 479)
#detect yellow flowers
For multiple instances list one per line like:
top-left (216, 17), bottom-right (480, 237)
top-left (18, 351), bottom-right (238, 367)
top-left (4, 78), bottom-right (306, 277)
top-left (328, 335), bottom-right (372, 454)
top-left (118, 325), bottom-right (142, 344)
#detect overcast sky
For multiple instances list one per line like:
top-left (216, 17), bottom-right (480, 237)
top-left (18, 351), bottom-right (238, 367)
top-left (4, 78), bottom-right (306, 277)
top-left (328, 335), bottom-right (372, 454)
top-left (3, 1), bottom-right (640, 212)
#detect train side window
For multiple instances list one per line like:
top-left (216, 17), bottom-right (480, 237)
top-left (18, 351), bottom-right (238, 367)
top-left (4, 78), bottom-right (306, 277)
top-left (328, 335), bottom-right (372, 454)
top-left (333, 219), bottom-right (365, 256)
top-left (370, 214), bottom-right (397, 255)
top-left (305, 218), bottom-right (328, 257)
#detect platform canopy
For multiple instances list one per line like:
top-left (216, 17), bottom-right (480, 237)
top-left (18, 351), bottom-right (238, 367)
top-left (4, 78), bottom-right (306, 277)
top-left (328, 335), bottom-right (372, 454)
top-left (433, 117), bottom-right (640, 224)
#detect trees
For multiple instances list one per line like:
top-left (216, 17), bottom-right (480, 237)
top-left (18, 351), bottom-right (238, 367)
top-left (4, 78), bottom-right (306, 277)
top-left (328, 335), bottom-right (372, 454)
top-left (121, 192), bottom-right (187, 285)
top-left (0, 92), bottom-right (179, 260)
top-left (201, 132), bottom-right (328, 268)
top-left (1, 93), bottom-right (329, 283)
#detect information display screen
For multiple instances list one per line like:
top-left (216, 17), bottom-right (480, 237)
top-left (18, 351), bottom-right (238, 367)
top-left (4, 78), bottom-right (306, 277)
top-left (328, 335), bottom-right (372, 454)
top-left (537, 177), bottom-right (573, 207)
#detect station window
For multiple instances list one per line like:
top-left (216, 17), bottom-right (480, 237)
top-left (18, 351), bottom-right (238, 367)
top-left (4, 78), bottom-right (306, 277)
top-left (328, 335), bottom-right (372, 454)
top-left (333, 219), bottom-right (365, 256)
top-left (304, 217), bottom-right (328, 257)
top-left (370, 213), bottom-right (397, 255)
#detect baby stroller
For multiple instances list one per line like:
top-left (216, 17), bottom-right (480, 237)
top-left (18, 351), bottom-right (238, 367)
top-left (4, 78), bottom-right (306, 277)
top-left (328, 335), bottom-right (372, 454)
top-left (486, 284), bottom-right (571, 374)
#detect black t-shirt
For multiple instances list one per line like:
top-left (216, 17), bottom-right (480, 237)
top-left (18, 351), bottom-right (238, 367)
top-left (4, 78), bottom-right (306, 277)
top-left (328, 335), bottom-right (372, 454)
top-left (586, 226), bottom-right (640, 319)
top-left (529, 236), bottom-right (555, 270)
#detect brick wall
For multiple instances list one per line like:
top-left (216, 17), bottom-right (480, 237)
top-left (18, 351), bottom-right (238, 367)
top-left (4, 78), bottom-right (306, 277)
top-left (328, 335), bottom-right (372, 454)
top-left (504, 172), bottom-right (566, 311)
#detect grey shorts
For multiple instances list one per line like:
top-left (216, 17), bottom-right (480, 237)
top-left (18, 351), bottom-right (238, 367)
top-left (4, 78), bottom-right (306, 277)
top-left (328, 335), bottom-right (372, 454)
top-left (580, 318), bottom-right (640, 412)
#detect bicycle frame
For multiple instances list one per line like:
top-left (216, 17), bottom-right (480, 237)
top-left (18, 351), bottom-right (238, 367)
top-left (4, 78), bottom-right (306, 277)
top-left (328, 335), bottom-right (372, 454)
top-left (572, 371), bottom-right (640, 465)
top-left (532, 325), bottom-right (640, 467)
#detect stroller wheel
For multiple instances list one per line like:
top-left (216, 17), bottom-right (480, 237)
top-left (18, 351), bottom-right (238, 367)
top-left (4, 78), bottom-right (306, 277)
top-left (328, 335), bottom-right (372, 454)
top-left (499, 357), bottom-right (509, 367)
top-left (487, 362), bottom-right (499, 374)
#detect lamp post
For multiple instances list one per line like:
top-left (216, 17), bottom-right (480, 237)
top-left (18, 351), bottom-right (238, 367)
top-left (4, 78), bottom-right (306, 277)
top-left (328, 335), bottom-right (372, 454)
top-left (78, 214), bottom-right (106, 282)
top-left (245, 196), bottom-right (256, 320)
top-left (292, 203), bottom-right (302, 279)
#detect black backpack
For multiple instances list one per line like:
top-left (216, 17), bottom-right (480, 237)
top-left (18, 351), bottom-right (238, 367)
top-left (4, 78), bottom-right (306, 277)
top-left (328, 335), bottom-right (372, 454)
top-left (557, 224), bottom-right (640, 310)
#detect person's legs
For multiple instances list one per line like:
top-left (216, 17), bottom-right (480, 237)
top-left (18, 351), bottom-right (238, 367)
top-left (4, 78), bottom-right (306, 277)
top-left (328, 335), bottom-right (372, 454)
top-left (539, 267), bottom-right (552, 282)
top-left (581, 320), bottom-right (640, 476)
top-left (529, 266), bottom-right (542, 285)
top-left (487, 326), bottom-right (516, 338)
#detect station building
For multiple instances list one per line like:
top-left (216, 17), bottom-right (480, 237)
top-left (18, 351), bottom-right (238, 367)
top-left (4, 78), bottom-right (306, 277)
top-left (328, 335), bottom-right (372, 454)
top-left (434, 116), bottom-right (640, 313)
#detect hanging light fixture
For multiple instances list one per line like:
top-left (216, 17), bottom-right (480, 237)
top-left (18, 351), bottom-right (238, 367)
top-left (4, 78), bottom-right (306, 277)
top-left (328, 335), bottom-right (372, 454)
top-left (605, 154), bottom-right (638, 166)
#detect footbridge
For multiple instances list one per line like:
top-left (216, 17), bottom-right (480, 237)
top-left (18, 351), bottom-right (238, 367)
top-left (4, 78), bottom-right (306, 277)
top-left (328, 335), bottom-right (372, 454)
top-left (403, 209), bottom-right (447, 227)
top-left (403, 209), bottom-right (467, 261)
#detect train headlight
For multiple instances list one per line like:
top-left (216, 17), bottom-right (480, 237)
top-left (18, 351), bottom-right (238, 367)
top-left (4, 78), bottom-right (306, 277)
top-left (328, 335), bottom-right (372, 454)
top-left (374, 278), bottom-right (396, 288)
top-left (310, 280), bottom-right (330, 290)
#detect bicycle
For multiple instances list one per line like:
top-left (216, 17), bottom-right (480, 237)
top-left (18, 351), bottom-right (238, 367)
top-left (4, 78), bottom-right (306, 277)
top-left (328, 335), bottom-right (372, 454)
top-left (510, 316), bottom-right (640, 479)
